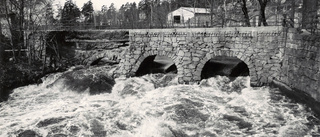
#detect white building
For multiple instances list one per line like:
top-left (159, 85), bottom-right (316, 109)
top-left (167, 7), bottom-right (211, 27)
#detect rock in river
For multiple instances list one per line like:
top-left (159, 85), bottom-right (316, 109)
top-left (49, 66), bottom-right (115, 95)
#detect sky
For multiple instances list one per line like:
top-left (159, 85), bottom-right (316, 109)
top-left (54, 0), bottom-right (142, 11)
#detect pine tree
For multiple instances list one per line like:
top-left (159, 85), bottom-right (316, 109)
top-left (61, 0), bottom-right (81, 27)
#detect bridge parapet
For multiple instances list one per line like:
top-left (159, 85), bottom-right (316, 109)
top-left (117, 27), bottom-right (285, 86)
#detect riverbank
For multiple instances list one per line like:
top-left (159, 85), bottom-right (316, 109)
top-left (0, 61), bottom-right (66, 102)
top-left (272, 80), bottom-right (320, 117)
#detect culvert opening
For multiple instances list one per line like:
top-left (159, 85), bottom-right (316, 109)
top-left (90, 57), bottom-right (118, 66)
top-left (201, 56), bottom-right (249, 80)
top-left (135, 55), bottom-right (177, 76)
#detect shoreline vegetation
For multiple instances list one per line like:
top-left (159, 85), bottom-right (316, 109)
top-left (0, 61), bottom-right (66, 102)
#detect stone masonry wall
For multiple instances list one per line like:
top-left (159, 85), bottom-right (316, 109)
top-left (74, 42), bottom-right (126, 65)
top-left (117, 27), bottom-right (285, 86)
top-left (278, 28), bottom-right (320, 102)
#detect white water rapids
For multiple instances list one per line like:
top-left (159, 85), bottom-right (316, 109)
top-left (0, 67), bottom-right (320, 137)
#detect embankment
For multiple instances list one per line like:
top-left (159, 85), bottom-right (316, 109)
top-left (274, 28), bottom-right (320, 115)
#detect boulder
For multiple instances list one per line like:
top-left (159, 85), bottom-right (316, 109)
top-left (18, 130), bottom-right (41, 137)
top-left (49, 67), bottom-right (115, 95)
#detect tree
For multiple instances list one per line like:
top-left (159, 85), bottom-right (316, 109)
top-left (241, 0), bottom-right (251, 26)
top-left (107, 3), bottom-right (117, 27)
top-left (100, 5), bottom-right (108, 26)
top-left (81, 0), bottom-right (94, 26)
top-left (61, 0), bottom-right (81, 27)
top-left (2, 0), bottom-right (26, 61)
top-left (257, 0), bottom-right (269, 26)
top-left (139, 0), bottom-right (153, 28)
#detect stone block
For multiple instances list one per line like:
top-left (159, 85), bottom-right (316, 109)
top-left (178, 77), bottom-right (184, 84)
top-left (189, 64), bottom-right (196, 69)
top-left (184, 52), bottom-right (191, 57)
top-left (172, 37), bottom-right (177, 42)
top-left (183, 76), bottom-right (192, 81)
top-left (204, 37), bottom-right (212, 43)
top-left (177, 37), bottom-right (186, 41)
top-left (179, 41), bottom-right (187, 45)
top-left (164, 37), bottom-right (171, 42)
top-left (185, 72), bottom-right (192, 77)
top-left (177, 50), bottom-right (184, 57)
top-left (205, 53), bottom-right (212, 59)
top-left (182, 59), bottom-right (192, 65)
top-left (193, 57), bottom-right (200, 62)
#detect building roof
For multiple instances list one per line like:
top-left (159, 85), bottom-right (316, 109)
top-left (179, 7), bottom-right (210, 14)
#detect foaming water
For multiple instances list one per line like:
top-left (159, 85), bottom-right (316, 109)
top-left (0, 72), bottom-right (319, 136)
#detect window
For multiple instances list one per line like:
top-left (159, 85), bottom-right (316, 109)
top-left (174, 16), bottom-right (181, 23)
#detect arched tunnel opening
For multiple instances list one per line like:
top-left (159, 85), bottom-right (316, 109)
top-left (201, 56), bottom-right (249, 80)
top-left (135, 55), bottom-right (177, 76)
top-left (90, 57), bottom-right (118, 66)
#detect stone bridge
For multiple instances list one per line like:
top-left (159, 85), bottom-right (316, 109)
top-left (116, 27), bottom-right (286, 86)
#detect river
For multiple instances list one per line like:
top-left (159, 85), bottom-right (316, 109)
top-left (0, 66), bottom-right (319, 137)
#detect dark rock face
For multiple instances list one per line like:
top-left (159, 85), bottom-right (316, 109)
top-left (119, 84), bottom-right (137, 96)
top-left (90, 119), bottom-right (107, 137)
top-left (222, 114), bottom-right (252, 129)
top-left (36, 117), bottom-right (67, 128)
top-left (18, 130), bottom-right (41, 137)
top-left (50, 67), bottom-right (115, 95)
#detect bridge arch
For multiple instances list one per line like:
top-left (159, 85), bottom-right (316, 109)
top-left (131, 50), bottom-right (183, 77)
top-left (195, 50), bottom-right (258, 84)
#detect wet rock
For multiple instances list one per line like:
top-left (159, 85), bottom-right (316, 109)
top-left (90, 119), bottom-right (106, 137)
top-left (201, 131), bottom-right (218, 137)
top-left (237, 120), bottom-right (253, 129)
top-left (18, 130), bottom-right (41, 137)
top-left (116, 121), bottom-right (127, 130)
top-left (150, 73), bottom-right (176, 88)
top-left (119, 84), bottom-right (138, 96)
top-left (166, 127), bottom-right (189, 137)
top-left (179, 98), bottom-right (204, 107)
top-left (52, 134), bottom-right (68, 137)
top-left (229, 106), bottom-right (249, 116)
top-left (222, 114), bottom-right (243, 122)
top-left (36, 117), bottom-right (66, 127)
top-left (50, 67), bottom-right (115, 95)
top-left (165, 103), bottom-right (209, 124)
top-left (68, 125), bottom-right (80, 134)
top-left (222, 114), bottom-right (252, 129)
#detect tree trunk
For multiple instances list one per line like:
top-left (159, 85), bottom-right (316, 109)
top-left (258, 0), bottom-right (268, 26)
top-left (242, 0), bottom-right (251, 27)
top-left (289, 0), bottom-right (295, 27)
top-left (17, 0), bottom-right (25, 59)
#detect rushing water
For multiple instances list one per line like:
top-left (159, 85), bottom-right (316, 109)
top-left (0, 67), bottom-right (320, 137)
